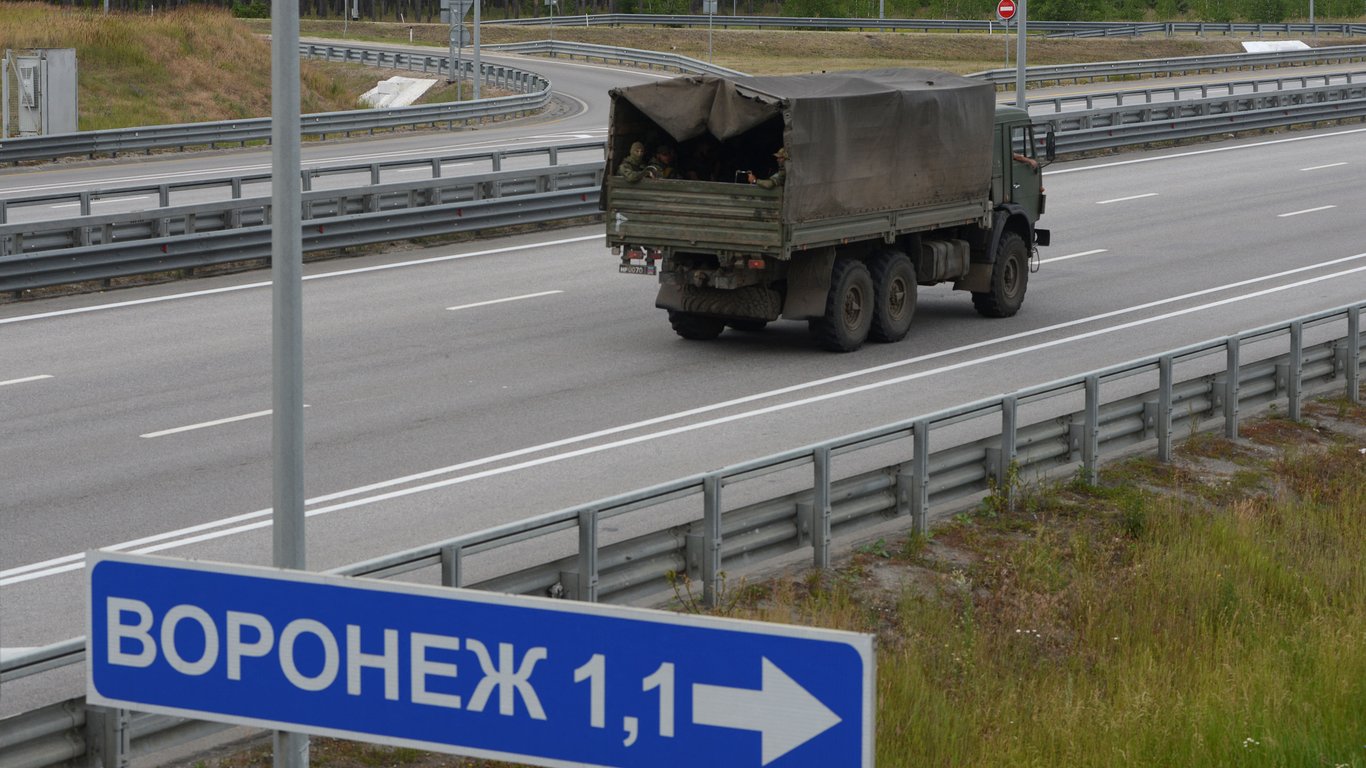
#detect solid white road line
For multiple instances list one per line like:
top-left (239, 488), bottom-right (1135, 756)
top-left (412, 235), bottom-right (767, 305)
top-left (6, 252), bottom-right (1364, 585)
top-left (140, 406), bottom-right (308, 439)
top-left (446, 290), bottom-right (563, 311)
top-left (1, 374), bottom-right (53, 387)
top-left (1096, 193), bottom-right (1158, 205)
top-left (1278, 205), bottom-right (1336, 218)
top-left (1300, 162), bottom-right (1348, 171)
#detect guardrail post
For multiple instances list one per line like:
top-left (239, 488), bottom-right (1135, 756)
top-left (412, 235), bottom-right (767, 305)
top-left (86, 706), bottom-right (130, 768)
top-left (910, 420), bottom-right (929, 536)
top-left (440, 544), bottom-right (463, 587)
top-left (1157, 355), bottom-right (1174, 462)
top-left (1288, 320), bottom-right (1303, 421)
top-left (999, 395), bottom-right (1017, 490)
top-left (574, 509), bottom-right (600, 602)
top-left (1225, 336), bottom-right (1241, 438)
top-left (702, 475), bottom-right (722, 608)
top-left (1348, 306), bottom-right (1362, 404)
top-left (1082, 374), bottom-right (1100, 483)
top-left (812, 447), bottom-right (831, 570)
top-left (79, 191), bottom-right (92, 216)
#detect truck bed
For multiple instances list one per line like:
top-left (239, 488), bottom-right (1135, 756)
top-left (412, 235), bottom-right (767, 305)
top-left (605, 177), bottom-right (992, 260)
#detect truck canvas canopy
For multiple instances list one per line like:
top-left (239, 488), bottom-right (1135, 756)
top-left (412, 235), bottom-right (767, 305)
top-left (608, 68), bottom-right (997, 223)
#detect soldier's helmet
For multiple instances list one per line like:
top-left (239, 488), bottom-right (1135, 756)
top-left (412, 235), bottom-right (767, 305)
top-left (773, 147), bottom-right (789, 161)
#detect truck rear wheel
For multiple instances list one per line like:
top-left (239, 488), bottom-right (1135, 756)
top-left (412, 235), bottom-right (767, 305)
top-left (811, 258), bottom-right (874, 352)
top-left (972, 231), bottom-right (1028, 318)
top-left (668, 311), bottom-right (726, 340)
top-left (869, 251), bottom-right (917, 343)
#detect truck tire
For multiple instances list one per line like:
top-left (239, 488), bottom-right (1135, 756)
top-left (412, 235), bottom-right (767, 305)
top-left (810, 258), bottom-right (874, 352)
top-left (668, 311), bottom-right (726, 340)
top-left (972, 231), bottom-right (1028, 318)
top-left (868, 251), bottom-right (917, 343)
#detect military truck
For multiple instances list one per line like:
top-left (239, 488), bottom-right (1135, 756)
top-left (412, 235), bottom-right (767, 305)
top-left (603, 68), bottom-right (1053, 352)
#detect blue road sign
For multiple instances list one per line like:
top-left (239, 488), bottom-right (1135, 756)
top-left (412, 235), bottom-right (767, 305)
top-left (87, 552), bottom-right (874, 768)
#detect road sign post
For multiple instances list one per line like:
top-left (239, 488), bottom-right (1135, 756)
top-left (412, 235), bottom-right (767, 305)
top-left (89, 552), bottom-right (874, 768)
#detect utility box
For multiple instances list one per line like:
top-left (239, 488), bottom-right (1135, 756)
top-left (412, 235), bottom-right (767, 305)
top-left (6, 48), bottom-right (78, 137)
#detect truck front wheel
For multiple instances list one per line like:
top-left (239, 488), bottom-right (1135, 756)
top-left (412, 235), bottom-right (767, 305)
top-left (668, 311), bottom-right (726, 340)
top-left (972, 232), bottom-right (1029, 318)
top-left (811, 258), bottom-right (874, 352)
top-left (869, 251), bottom-right (917, 343)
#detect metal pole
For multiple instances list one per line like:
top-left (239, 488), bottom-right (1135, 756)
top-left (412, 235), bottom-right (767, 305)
top-left (709, 10), bottom-right (714, 62)
top-left (1015, 0), bottom-right (1027, 108)
top-left (2, 55), bottom-right (8, 140)
top-left (473, 0), bottom-right (481, 101)
top-left (270, 0), bottom-right (308, 762)
top-left (448, 8), bottom-right (458, 83)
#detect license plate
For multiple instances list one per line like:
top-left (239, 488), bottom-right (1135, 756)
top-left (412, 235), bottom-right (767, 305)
top-left (619, 263), bottom-right (657, 276)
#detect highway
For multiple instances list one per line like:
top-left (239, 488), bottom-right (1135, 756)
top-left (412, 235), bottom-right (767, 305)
top-left (1, 48), bottom-right (1364, 715)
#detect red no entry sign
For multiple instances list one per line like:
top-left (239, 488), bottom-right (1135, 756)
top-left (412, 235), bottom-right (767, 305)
top-left (997, 0), bottom-right (1016, 20)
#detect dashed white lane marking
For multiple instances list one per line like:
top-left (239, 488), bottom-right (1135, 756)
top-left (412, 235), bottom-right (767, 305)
top-left (1278, 205), bottom-right (1336, 218)
top-left (140, 406), bottom-right (309, 439)
top-left (1, 374), bottom-right (53, 387)
top-left (1040, 249), bottom-right (1107, 265)
top-left (1096, 193), bottom-right (1158, 205)
top-left (1300, 162), bottom-right (1348, 171)
top-left (446, 290), bottom-right (563, 312)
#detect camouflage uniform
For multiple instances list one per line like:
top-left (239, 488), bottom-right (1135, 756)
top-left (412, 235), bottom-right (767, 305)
top-left (618, 141), bottom-right (648, 182)
top-left (752, 146), bottom-right (788, 189)
top-left (646, 145), bottom-right (677, 179)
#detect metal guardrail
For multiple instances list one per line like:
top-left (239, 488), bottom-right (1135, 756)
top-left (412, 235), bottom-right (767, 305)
top-left (968, 43), bottom-right (1366, 85)
top-left (1033, 69), bottom-right (1363, 112)
top-left (486, 39), bottom-right (744, 77)
top-left (0, 163), bottom-right (603, 292)
top-left (484, 13), bottom-right (1366, 38)
top-left (0, 141), bottom-right (604, 226)
top-left (4, 76), bottom-right (1364, 294)
top-left (2, 302), bottom-right (1360, 768)
top-left (1047, 79), bottom-right (1366, 152)
top-left (0, 43), bottom-right (550, 165)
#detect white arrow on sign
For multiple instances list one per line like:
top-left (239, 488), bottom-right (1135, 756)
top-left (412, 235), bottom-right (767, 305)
top-left (691, 657), bottom-right (842, 766)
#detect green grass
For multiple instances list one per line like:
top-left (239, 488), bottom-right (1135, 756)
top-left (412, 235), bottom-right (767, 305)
top-left (851, 423), bottom-right (1366, 766)
top-left (0, 4), bottom-right (391, 130)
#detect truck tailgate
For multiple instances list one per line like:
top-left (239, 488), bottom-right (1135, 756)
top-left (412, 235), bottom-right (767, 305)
top-left (605, 178), bottom-right (784, 256)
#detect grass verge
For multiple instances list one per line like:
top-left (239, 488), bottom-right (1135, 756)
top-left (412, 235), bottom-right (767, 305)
top-left (184, 398), bottom-right (1366, 766)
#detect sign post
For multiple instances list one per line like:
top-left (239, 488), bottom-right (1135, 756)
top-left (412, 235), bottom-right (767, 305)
top-left (996, 0), bottom-right (1015, 68)
top-left (1014, 0), bottom-right (1028, 108)
top-left (89, 552), bottom-right (874, 768)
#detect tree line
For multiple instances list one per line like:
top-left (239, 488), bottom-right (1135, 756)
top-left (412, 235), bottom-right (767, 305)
top-left (38, 0), bottom-right (1366, 26)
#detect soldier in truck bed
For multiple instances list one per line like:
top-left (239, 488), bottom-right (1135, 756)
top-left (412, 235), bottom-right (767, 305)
top-left (748, 147), bottom-right (788, 189)
top-left (617, 141), bottom-right (648, 182)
